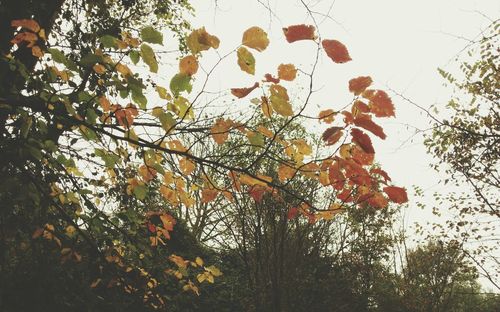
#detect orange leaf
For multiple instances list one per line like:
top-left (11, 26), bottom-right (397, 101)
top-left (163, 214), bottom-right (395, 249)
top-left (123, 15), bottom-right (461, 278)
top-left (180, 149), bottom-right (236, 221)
top-left (318, 109), bottom-right (336, 124)
top-left (363, 90), bottom-right (395, 117)
top-left (283, 24), bottom-right (316, 43)
top-left (278, 164), bottom-right (296, 182)
top-left (179, 55), bottom-right (199, 76)
top-left (31, 45), bottom-right (43, 58)
top-left (113, 104), bottom-right (138, 128)
top-left (11, 32), bottom-right (37, 46)
top-left (231, 82), bottom-right (259, 98)
top-left (322, 127), bottom-right (344, 145)
top-left (11, 19), bottom-right (40, 32)
top-left (179, 157), bottom-right (196, 175)
top-left (366, 192), bottom-right (389, 209)
top-left (211, 118), bottom-right (232, 144)
top-left (322, 39), bottom-right (351, 63)
top-left (383, 186), bottom-right (408, 203)
top-left (351, 128), bottom-right (374, 154)
top-left (277, 64), bottom-right (297, 81)
top-left (202, 188), bottom-right (219, 203)
top-left (287, 207), bottom-right (299, 220)
top-left (349, 76), bottom-right (372, 95)
top-left (353, 114), bottom-right (386, 139)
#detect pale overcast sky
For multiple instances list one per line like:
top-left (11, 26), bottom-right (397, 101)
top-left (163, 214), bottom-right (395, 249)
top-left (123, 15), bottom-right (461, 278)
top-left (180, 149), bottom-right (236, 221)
top-left (182, 0), bottom-right (497, 228)
top-left (174, 0), bottom-right (499, 288)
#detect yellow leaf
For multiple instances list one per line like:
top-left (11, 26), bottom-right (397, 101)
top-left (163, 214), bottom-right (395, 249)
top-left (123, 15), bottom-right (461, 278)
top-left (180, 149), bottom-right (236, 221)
top-left (195, 257), bottom-right (204, 267)
top-left (115, 63), bottom-right (132, 77)
top-left (206, 265), bottom-right (222, 277)
top-left (187, 27), bottom-right (220, 54)
top-left (242, 26), bottom-right (269, 52)
top-left (237, 47), bottom-right (255, 75)
top-left (269, 85), bottom-right (293, 116)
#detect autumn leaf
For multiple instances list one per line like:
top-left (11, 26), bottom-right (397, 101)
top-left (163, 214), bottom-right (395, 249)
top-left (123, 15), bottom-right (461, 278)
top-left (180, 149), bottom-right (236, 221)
top-left (371, 168), bottom-right (391, 183)
top-left (322, 127), bottom-right (344, 145)
top-left (318, 109), bottom-right (336, 123)
top-left (363, 90), bottom-right (395, 117)
top-left (237, 47), bottom-right (255, 75)
top-left (179, 55), bottom-right (198, 76)
top-left (383, 186), bottom-right (408, 203)
top-left (278, 164), bottom-right (296, 182)
top-left (93, 64), bottom-right (106, 74)
top-left (353, 114), bottom-right (386, 139)
top-left (211, 118), bottom-right (232, 144)
top-left (352, 100), bottom-right (370, 115)
top-left (269, 84), bottom-right (293, 116)
top-left (366, 192), bottom-right (389, 209)
top-left (242, 26), bottom-right (269, 52)
top-left (187, 27), bottom-right (220, 54)
top-left (11, 19), bottom-right (40, 33)
top-left (170, 73), bottom-right (192, 96)
top-left (179, 157), bottom-right (195, 175)
top-left (248, 186), bottom-right (266, 203)
top-left (349, 76), bottom-right (372, 95)
top-left (277, 64), bottom-right (297, 81)
top-left (264, 74), bottom-right (280, 84)
top-left (351, 128), bottom-right (374, 154)
top-left (11, 32), bottom-right (38, 46)
top-left (201, 188), bottom-right (219, 203)
top-left (287, 207), bottom-right (299, 220)
top-left (113, 104), bottom-right (138, 128)
top-left (140, 43), bottom-right (158, 73)
top-left (231, 82), bottom-right (259, 98)
top-left (283, 24), bottom-right (316, 43)
top-left (322, 39), bottom-right (351, 63)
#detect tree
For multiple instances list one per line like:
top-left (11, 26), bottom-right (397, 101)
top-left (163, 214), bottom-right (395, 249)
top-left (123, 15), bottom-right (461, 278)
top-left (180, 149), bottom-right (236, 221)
top-left (424, 20), bottom-right (500, 289)
top-left (0, 0), bottom-right (408, 310)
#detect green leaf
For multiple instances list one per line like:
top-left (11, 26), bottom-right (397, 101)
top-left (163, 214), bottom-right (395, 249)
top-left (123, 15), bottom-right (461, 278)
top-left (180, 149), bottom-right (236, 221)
top-left (131, 88), bottom-right (147, 109)
top-left (170, 73), bottom-right (192, 97)
top-left (133, 184), bottom-right (147, 200)
top-left (80, 53), bottom-right (103, 67)
top-left (141, 26), bottom-right (163, 45)
top-left (99, 35), bottom-right (118, 49)
top-left (247, 132), bottom-right (264, 148)
top-left (140, 43), bottom-right (158, 73)
top-left (159, 112), bottom-right (176, 132)
top-left (129, 50), bottom-right (140, 64)
top-left (237, 47), bottom-right (255, 75)
top-left (48, 48), bottom-right (68, 65)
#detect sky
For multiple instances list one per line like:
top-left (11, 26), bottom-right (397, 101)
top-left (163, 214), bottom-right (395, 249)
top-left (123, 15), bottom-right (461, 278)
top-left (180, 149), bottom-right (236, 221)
top-left (176, 0), bottom-right (499, 288)
top-left (179, 0), bottom-right (498, 225)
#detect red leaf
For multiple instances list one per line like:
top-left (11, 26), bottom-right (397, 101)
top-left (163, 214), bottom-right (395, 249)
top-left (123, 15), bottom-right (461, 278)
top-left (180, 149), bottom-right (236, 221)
top-left (283, 24), bottom-right (316, 43)
top-left (370, 168), bottom-right (391, 183)
top-left (383, 186), bottom-right (408, 203)
top-left (287, 207), bottom-right (299, 220)
top-left (349, 76), bottom-right (372, 95)
top-left (352, 100), bottom-right (370, 114)
top-left (264, 73), bottom-right (280, 84)
top-left (231, 82), bottom-right (259, 98)
top-left (342, 111), bottom-right (354, 124)
top-left (353, 114), bottom-right (386, 139)
top-left (322, 40), bottom-right (351, 63)
top-left (351, 128), bottom-right (374, 154)
top-left (363, 90), bottom-right (395, 117)
top-left (329, 161), bottom-right (345, 190)
top-left (322, 126), bottom-right (344, 145)
top-left (249, 186), bottom-right (266, 203)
